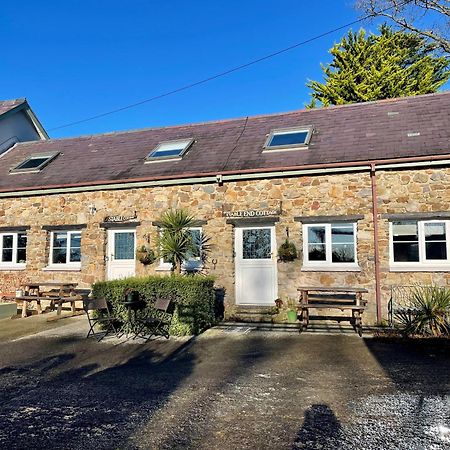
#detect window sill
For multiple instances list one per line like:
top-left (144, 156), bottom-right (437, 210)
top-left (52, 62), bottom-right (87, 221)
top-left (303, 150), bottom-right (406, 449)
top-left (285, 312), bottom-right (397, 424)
top-left (43, 265), bottom-right (81, 272)
top-left (301, 265), bottom-right (361, 272)
top-left (155, 266), bottom-right (172, 272)
top-left (389, 265), bottom-right (450, 272)
top-left (0, 265), bottom-right (26, 271)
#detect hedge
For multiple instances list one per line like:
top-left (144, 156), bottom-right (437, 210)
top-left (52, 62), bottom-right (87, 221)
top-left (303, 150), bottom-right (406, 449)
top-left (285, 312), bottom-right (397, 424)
top-left (92, 275), bottom-right (217, 336)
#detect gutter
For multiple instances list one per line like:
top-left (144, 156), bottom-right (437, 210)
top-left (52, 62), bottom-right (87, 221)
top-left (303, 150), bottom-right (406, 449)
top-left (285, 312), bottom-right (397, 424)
top-left (0, 153), bottom-right (450, 198)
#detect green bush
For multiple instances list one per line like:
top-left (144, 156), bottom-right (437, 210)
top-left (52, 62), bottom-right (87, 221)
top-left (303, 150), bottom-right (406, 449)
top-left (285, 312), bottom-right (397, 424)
top-left (92, 274), bottom-right (217, 336)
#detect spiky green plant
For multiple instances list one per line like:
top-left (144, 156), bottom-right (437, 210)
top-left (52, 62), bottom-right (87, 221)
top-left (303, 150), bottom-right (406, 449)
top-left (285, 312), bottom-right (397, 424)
top-left (405, 285), bottom-right (450, 337)
top-left (157, 209), bottom-right (210, 274)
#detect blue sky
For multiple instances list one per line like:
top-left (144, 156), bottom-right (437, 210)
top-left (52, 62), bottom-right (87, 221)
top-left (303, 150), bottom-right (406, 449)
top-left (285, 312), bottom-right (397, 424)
top-left (1, 1), bottom-right (446, 138)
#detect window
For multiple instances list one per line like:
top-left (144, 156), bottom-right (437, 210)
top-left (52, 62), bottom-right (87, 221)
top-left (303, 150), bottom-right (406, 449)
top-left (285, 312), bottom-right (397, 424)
top-left (303, 223), bottom-right (358, 270)
top-left (0, 232), bottom-right (27, 268)
top-left (390, 220), bottom-right (450, 269)
top-left (146, 139), bottom-right (194, 162)
top-left (264, 127), bottom-right (313, 151)
top-left (158, 227), bottom-right (203, 271)
top-left (49, 231), bottom-right (81, 267)
top-left (10, 153), bottom-right (58, 173)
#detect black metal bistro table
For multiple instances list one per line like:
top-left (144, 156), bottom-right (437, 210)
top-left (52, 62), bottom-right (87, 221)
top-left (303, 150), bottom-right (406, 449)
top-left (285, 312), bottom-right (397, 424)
top-left (119, 298), bottom-right (147, 338)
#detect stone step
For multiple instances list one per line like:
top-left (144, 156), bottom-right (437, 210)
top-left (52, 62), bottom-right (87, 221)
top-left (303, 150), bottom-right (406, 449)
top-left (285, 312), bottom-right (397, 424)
top-left (231, 313), bottom-right (275, 323)
top-left (235, 305), bottom-right (276, 315)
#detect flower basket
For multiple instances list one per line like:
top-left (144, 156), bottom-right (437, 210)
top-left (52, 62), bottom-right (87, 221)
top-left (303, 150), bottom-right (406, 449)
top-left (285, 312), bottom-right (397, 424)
top-left (278, 239), bottom-right (298, 262)
top-left (136, 246), bottom-right (156, 265)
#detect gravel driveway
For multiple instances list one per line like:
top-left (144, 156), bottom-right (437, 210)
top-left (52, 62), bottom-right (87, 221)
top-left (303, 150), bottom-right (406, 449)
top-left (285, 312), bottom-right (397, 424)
top-left (0, 318), bottom-right (449, 450)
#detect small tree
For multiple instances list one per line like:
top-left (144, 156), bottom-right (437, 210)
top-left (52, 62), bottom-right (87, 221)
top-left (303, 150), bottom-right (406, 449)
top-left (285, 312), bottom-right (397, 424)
top-left (157, 209), bottom-right (210, 274)
top-left (306, 25), bottom-right (449, 107)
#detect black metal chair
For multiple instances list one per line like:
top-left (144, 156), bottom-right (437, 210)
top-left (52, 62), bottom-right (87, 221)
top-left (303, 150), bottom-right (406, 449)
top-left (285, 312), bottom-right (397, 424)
top-left (135, 298), bottom-right (174, 341)
top-left (83, 297), bottom-right (119, 341)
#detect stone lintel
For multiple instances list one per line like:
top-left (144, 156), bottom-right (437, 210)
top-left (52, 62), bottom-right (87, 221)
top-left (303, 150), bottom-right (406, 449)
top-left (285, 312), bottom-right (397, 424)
top-left (42, 224), bottom-right (87, 231)
top-left (0, 225), bottom-right (31, 232)
top-left (100, 221), bottom-right (141, 229)
top-left (294, 215), bottom-right (364, 223)
top-left (226, 217), bottom-right (280, 226)
top-left (382, 212), bottom-right (450, 221)
top-left (151, 220), bottom-right (207, 227)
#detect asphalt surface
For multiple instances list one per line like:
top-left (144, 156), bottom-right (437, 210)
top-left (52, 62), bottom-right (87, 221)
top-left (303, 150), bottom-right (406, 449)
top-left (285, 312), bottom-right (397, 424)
top-left (0, 317), bottom-right (449, 450)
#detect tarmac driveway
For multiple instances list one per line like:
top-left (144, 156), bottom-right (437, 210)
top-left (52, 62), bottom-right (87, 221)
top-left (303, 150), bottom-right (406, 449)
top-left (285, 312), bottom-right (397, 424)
top-left (0, 317), bottom-right (449, 450)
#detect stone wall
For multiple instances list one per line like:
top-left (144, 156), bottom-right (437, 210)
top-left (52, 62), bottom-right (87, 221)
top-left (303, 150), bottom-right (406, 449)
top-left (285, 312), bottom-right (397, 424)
top-left (1, 166), bottom-right (449, 324)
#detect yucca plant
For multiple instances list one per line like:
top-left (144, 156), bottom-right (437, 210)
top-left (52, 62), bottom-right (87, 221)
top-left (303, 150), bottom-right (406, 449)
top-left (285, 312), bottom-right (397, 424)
top-left (157, 209), bottom-right (210, 274)
top-left (405, 285), bottom-right (450, 337)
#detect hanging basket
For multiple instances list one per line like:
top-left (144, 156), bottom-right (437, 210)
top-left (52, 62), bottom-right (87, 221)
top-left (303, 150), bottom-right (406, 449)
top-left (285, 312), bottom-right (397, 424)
top-left (278, 239), bottom-right (298, 262)
top-left (136, 246), bottom-right (156, 265)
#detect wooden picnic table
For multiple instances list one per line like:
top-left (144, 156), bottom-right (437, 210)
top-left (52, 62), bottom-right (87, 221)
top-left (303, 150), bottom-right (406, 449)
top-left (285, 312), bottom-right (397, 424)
top-left (297, 286), bottom-right (368, 336)
top-left (16, 282), bottom-right (79, 318)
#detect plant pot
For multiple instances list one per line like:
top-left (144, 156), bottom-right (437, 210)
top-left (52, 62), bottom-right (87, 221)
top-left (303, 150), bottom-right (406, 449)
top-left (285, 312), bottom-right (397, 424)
top-left (287, 310), bottom-right (298, 322)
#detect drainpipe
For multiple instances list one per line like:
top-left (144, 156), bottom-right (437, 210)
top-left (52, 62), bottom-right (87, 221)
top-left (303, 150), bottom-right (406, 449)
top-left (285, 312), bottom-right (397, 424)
top-left (370, 163), bottom-right (382, 324)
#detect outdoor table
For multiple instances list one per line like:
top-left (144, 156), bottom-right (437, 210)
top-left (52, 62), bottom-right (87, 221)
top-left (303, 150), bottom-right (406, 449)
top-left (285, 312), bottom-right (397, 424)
top-left (119, 299), bottom-right (147, 338)
top-left (16, 282), bottom-right (78, 318)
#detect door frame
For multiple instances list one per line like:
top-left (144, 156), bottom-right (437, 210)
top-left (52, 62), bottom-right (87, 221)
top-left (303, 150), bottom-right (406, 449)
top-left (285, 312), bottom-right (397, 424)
top-left (234, 224), bottom-right (278, 305)
top-left (106, 228), bottom-right (137, 280)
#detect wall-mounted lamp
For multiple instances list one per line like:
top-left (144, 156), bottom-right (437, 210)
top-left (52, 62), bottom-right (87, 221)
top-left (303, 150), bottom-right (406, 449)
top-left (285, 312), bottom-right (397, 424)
top-left (88, 204), bottom-right (97, 215)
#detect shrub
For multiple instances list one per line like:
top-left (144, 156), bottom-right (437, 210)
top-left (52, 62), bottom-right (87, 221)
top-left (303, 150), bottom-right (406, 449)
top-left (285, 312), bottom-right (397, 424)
top-left (397, 285), bottom-right (450, 337)
top-left (92, 274), bottom-right (217, 336)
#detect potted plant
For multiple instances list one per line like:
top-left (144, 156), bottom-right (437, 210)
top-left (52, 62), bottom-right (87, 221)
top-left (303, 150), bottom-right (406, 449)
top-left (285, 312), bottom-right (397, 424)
top-left (286, 297), bottom-right (298, 323)
top-left (124, 288), bottom-right (140, 303)
top-left (278, 239), bottom-right (298, 262)
top-left (136, 245), bottom-right (156, 265)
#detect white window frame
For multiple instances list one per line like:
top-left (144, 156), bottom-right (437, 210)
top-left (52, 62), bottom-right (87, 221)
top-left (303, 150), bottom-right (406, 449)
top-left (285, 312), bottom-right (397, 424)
top-left (46, 230), bottom-right (82, 270)
top-left (0, 232), bottom-right (27, 270)
top-left (263, 126), bottom-right (313, 152)
top-left (389, 220), bottom-right (450, 271)
top-left (157, 227), bottom-right (203, 272)
top-left (302, 222), bottom-right (359, 271)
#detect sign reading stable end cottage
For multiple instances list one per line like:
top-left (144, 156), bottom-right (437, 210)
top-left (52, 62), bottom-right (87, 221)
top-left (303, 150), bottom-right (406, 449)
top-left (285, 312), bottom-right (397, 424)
top-left (223, 209), bottom-right (281, 218)
top-left (104, 213), bottom-right (137, 223)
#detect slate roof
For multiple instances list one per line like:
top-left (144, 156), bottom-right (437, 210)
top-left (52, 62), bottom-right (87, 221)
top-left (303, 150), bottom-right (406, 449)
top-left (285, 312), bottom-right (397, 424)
top-left (0, 99), bottom-right (26, 117)
top-left (0, 92), bottom-right (449, 193)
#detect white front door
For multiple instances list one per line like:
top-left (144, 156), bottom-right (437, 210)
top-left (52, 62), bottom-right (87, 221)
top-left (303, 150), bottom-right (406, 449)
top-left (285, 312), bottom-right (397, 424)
top-left (235, 226), bottom-right (278, 305)
top-left (106, 229), bottom-right (136, 280)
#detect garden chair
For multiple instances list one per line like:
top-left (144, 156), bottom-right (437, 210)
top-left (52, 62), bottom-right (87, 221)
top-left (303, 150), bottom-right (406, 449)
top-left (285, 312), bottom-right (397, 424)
top-left (136, 298), bottom-right (174, 342)
top-left (83, 297), bottom-right (119, 342)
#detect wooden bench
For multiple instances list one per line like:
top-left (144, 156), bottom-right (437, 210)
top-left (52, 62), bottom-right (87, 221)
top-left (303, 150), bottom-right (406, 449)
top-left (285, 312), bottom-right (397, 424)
top-left (297, 286), bottom-right (368, 336)
top-left (15, 295), bottom-right (81, 318)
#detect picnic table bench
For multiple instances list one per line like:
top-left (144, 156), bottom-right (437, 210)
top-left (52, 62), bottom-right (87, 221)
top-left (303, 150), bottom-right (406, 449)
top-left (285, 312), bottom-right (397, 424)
top-left (297, 286), bottom-right (368, 336)
top-left (15, 282), bottom-right (82, 319)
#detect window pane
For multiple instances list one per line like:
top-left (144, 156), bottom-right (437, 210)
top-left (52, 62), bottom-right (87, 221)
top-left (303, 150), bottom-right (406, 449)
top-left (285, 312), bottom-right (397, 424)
top-left (332, 244), bottom-right (355, 262)
top-left (52, 248), bottom-right (67, 264)
top-left (331, 225), bottom-right (354, 244)
top-left (114, 232), bottom-right (135, 260)
top-left (308, 244), bottom-right (326, 261)
top-left (17, 233), bottom-right (27, 248)
top-left (242, 229), bottom-right (271, 259)
top-left (16, 157), bottom-right (49, 170)
top-left (2, 249), bottom-right (13, 262)
top-left (53, 232), bottom-right (67, 248)
top-left (268, 131), bottom-right (308, 147)
top-left (392, 221), bottom-right (418, 242)
top-left (70, 233), bottom-right (81, 248)
top-left (393, 243), bottom-right (419, 262)
top-left (425, 242), bottom-right (447, 260)
top-left (70, 248), bottom-right (81, 262)
top-left (308, 227), bottom-right (326, 244)
top-left (17, 248), bottom-right (26, 263)
top-left (424, 223), bottom-right (446, 241)
top-left (186, 229), bottom-right (201, 260)
top-left (2, 235), bottom-right (13, 249)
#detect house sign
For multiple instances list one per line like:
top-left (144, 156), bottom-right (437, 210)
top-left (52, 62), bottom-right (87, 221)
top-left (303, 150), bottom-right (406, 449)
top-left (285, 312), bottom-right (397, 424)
top-left (104, 212), bottom-right (137, 223)
top-left (223, 209), bottom-right (281, 218)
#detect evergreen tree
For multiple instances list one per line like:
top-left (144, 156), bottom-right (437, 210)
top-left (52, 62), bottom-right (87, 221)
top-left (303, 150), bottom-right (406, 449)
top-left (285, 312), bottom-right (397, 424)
top-left (307, 25), bottom-right (449, 107)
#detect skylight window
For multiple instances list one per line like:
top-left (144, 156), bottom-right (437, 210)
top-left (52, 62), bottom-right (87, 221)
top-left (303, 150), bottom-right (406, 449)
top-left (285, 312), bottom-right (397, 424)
top-left (10, 153), bottom-right (59, 173)
top-left (263, 127), bottom-right (313, 151)
top-left (146, 138), bottom-right (194, 163)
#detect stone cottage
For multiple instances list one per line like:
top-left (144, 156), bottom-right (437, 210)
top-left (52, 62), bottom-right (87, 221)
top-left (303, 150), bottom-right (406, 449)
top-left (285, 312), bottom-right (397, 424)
top-left (0, 92), bottom-right (449, 324)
